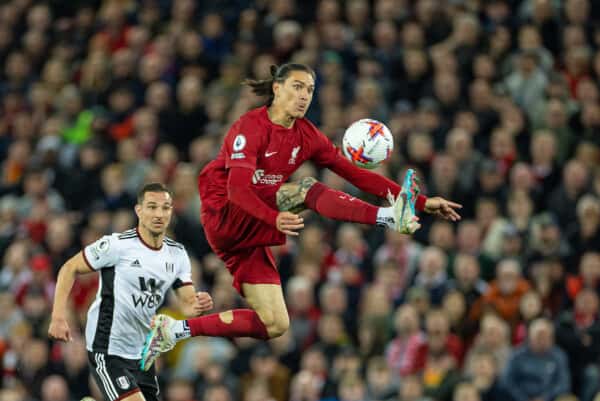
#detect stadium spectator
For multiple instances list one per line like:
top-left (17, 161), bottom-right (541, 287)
top-left (501, 317), bottom-right (571, 401)
top-left (0, 1), bottom-right (599, 400)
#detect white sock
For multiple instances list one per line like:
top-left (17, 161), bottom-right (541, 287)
top-left (376, 207), bottom-right (395, 228)
top-left (171, 320), bottom-right (191, 341)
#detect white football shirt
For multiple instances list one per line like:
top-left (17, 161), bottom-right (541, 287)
top-left (83, 228), bottom-right (192, 359)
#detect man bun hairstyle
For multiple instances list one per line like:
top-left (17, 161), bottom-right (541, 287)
top-left (243, 63), bottom-right (316, 106)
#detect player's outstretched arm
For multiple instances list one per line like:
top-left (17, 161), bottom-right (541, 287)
top-left (48, 252), bottom-right (93, 342)
top-left (175, 285), bottom-right (214, 318)
top-left (322, 153), bottom-right (462, 219)
top-left (324, 155), bottom-right (404, 199)
top-left (423, 196), bottom-right (462, 221)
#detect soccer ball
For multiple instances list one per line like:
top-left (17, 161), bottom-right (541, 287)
top-left (342, 119), bottom-right (394, 169)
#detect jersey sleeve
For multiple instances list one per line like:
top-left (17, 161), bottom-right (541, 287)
top-left (228, 167), bottom-right (279, 226)
top-left (309, 126), bottom-right (343, 168)
top-left (172, 249), bottom-right (193, 290)
top-left (308, 124), bottom-right (428, 208)
top-left (224, 115), bottom-right (266, 170)
top-left (83, 234), bottom-right (121, 271)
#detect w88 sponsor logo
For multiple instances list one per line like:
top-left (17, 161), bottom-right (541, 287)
top-left (252, 169), bottom-right (283, 185)
top-left (132, 277), bottom-right (165, 308)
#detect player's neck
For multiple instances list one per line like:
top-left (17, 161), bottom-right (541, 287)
top-left (137, 226), bottom-right (164, 250)
top-left (267, 106), bottom-right (295, 128)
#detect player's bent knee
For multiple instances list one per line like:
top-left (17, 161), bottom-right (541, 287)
top-left (266, 314), bottom-right (290, 338)
top-left (243, 283), bottom-right (290, 338)
top-left (255, 308), bottom-right (276, 330)
top-left (255, 308), bottom-right (290, 338)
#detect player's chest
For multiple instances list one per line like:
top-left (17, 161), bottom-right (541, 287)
top-left (116, 254), bottom-right (177, 292)
top-left (257, 131), bottom-right (308, 172)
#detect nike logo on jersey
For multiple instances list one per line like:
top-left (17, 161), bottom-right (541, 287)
top-left (265, 151), bottom-right (277, 157)
top-left (130, 259), bottom-right (141, 268)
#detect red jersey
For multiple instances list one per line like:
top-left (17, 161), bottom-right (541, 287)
top-left (199, 106), bottom-right (339, 212)
top-left (199, 106), bottom-right (412, 228)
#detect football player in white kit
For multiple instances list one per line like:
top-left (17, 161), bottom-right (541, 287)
top-left (48, 183), bottom-right (213, 401)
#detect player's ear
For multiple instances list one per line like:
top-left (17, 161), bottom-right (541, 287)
top-left (134, 204), bottom-right (142, 218)
top-left (272, 80), bottom-right (281, 96)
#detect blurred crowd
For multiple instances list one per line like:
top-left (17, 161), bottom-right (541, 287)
top-left (1, 0), bottom-right (600, 401)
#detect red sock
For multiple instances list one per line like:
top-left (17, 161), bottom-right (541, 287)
top-left (186, 309), bottom-right (269, 340)
top-left (304, 182), bottom-right (378, 224)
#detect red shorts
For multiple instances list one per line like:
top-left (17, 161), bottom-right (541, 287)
top-left (201, 201), bottom-right (285, 294)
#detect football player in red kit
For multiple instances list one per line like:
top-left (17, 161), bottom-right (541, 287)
top-left (140, 63), bottom-right (461, 370)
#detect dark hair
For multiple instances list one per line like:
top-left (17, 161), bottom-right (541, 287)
top-left (243, 63), bottom-right (316, 106)
top-left (137, 182), bottom-right (172, 204)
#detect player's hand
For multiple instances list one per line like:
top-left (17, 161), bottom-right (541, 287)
top-left (195, 291), bottom-right (213, 313)
top-left (424, 197), bottom-right (462, 221)
top-left (48, 316), bottom-right (72, 342)
top-left (276, 211), bottom-right (304, 236)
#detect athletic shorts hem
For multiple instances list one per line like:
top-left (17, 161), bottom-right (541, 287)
top-left (115, 389), bottom-right (141, 401)
top-left (233, 274), bottom-right (281, 295)
top-left (88, 351), bottom-right (159, 401)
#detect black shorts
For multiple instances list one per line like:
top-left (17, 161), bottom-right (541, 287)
top-left (88, 351), bottom-right (160, 401)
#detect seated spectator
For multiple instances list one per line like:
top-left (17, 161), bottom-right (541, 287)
top-left (529, 132), bottom-right (561, 199)
top-left (515, 290), bottom-right (545, 343)
top-left (202, 384), bottom-right (233, 401)
top-left (464, 350), bottom-right (509, 401)
top-left (57, 337), bottom-right (91, 400)
top-left (15, 254), bottom-right (55, 307)
top-left (452, 381), bottom-right (481, 401)
top-left (330, 374), bottom-right (367, 401)
top-left (40, 375), bottom-right (71, 401)
top-left (565, 252), bottom-right (600, 304)
top-left (442, 290), bottom-right (468, 341)
top-left (165, 378), bottom-right (198, 401)
top-left (240, 345), bottom-right (290, 401)
top-left (17, 166), bottom-right (65, 232)
top-left (504, 50), bottom-right (548, 113)
top-left (289, 370), bottom-right (322, 401)
top-left (93, 163), bottom-right (136, 211)
top-left (314, 314), bottom-right (352, 363)
top-left (373, 230), bottom-right (423, 300)
top-left (455, 220), bottom-right (496, 281)
top-left (448, 253), bottom-right (487, 342)
top-left (547, 160), bottom-right (589, 228)
top-left (567, 195), bottom-right (600, 265)
top-left (0, 291), bottom-right (24, 340)
top-left (286, 276), bottom-right (320, 351)
top-left (428, 220), bottom-right (456, 255)
top-left (465, 314), bottom-right (512, 374)
top-left (386, 304), bottom-right (426, 377)
top-left (395, 374), bottom-right (432, 401)
top-left (0, 240), bottom-right (31, 292)
top-left (366, 356), bottom-right (398, 400)
top-left (411, 246), bottom-right (450, 306)
top-left (373, 260), bottom-right (409, 306)
top-left (556, 289), bottom-right (600, 401)
top-left (525, 257), bottom-right (567, 318)
top-left (528, 212), bottom-right (573, 265)
top-left (320, 345), bottom-right (359, 399)
top-left (416, 310), bottom-right (463, 400)
top-left (501, 318), bottom-right (571, 401)
top-left (472, 258), bottom-right (530, 330)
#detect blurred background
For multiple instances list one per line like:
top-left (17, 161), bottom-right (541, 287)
top-left (0, 0), bottom-right (600, 401)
